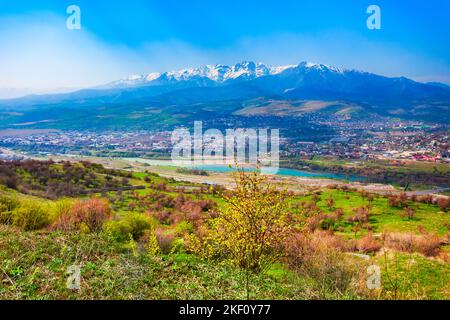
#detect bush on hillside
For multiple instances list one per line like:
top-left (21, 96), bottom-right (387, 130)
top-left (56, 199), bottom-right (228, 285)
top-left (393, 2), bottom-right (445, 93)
top-left (0, 196), bottom-right (21, 225)
top-left (12, 201), bottom-right (50, 231)
top-left (436, 197), bottom-right (450, 212)
top-left (52, 198), bottom-right (111, 232)
top-left (104, 213), bottom-right (153, 242)
top-left (155, 229), bottom-right (175, 254)
top-left (284, 230), bottom-right (362, 296)
top-left (355, 232), bottom-right (381, 253)
top-left (382, 232), bottom-right (442, 257)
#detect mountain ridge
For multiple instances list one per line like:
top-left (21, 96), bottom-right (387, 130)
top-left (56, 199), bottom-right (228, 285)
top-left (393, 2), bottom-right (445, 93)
top-left (102, 61), bottom-right (350, 89)
top-left (0, 61), bottom-right (449, 127)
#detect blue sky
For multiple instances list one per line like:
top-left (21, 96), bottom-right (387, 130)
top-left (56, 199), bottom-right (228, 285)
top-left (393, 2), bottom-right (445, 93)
top-left (0, 0), bottom-right (449, 93)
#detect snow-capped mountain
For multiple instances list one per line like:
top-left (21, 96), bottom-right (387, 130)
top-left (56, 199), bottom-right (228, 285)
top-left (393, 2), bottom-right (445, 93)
top-left (106, 61), bottom-right (301, 88)
top-left (2, 60), bottom-right (449, 125)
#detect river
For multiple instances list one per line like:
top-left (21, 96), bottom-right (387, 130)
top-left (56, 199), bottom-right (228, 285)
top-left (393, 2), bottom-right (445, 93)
top-left (123, 158), bottom-right (364, 182)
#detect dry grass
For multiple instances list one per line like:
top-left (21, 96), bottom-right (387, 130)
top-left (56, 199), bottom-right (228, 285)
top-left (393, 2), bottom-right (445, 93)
top-left (283, 231), bottom-right (367, 298)
top-left (354, 233), bottom-right (382, 253)
top-left (382, 232), bottom-right (442, 257)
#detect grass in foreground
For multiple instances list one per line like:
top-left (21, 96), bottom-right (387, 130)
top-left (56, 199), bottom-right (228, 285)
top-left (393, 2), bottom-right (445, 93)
top-left (0, 225), bottom-right (356, 300)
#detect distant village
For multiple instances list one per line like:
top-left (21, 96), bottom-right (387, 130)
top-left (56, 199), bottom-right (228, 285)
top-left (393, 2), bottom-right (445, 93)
top-left (283, 119), bottom-right (449, 163)
top-left (0, 118), bottom-right (448, 163)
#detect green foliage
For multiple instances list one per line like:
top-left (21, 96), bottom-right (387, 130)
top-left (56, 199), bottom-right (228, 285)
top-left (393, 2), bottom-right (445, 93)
top-left (0, 160), bottom-right (133, 199)
top-left (174, 220), bottom-right (194, 236)
top-left (12, 201), bottom-right (50, 231)
top-left (104, 213), bottom-right (153, 242)
top-left (0, 210), bottom-right (13, 225)
top-left (169, 238), bottom-right (185, 255)
top-left (0, 195), bottom-right (20, 212)
top-left (0, 195), bottom-right (20, 225)
top-left (125, 213), bottom-right (153, 239)
top-left (104, 220), bottom-right (132, 242)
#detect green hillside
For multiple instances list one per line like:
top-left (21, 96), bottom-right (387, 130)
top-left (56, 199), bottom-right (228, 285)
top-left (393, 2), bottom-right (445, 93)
top-left (0, 160), bottom-right (449, 300)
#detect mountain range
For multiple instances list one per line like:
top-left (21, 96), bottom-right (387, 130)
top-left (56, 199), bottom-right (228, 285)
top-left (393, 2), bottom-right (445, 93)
top-left (102, 61), bottom-right (298, 88)
top-left (0, 61), bottom-right (449, 130)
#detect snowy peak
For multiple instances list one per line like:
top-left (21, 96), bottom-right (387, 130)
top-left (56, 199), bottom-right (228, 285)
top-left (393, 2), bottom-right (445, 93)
top-left (225, 61), bottom-right (270, 80)
top-left (106, 61), bottom-right (353, 88)
top-left (145, 72), bottom-right (162, 81)
top-left (296, 62), bottom-right (346, 74)
top-left (162, 61), bottom-right (274, 83)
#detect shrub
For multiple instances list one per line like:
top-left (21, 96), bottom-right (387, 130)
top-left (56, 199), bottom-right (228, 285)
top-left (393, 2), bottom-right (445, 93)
top-left (188, 170), bottom-right (292, 273)
top-left (155, 229), bottom-right (175, 254)
top-left (388, 193), bottom-right (408, 208)
top-left (382, 232), bottom-right (442, 257)
top-left (436, 197), bottom-right (450, 212)
top-left (347, 206), bottom-right (371, 224)
top-left (169, 238), bottom-right (186, 254)
top-left (12, 201), bottom-right (50, 231)
top-left (0, 196), bottom-right (20, 225)
top-left (284, 231), bottom-right (361, 296)
top-left (126, 213), bottom-right (153, 239)
top-left (168, 211), bottom-right (185, 225)
top-left (325, 197), bottom-right (335, 210)
top-left (104, 220), bottom-right (133, 242)
top-left (0, 210), bottom-right (13, 225)
top-left (284, 231), bottom-right (348, 261)
top-left (49, 199), bottom-right (74, 230)
top-left (175, 220), bottom-right (194, 236)
top-left (303, 202), bottom-right (322, 217)
top-left (334, 208), bottom-right (344, 221)
top-left (104, 213), bottom-right (153, 242)
top-left (355, 233), bottom-right (381, 253)
top-left (416, 194), bottom-right (433, 204)
top-left (0, 195), bottom-right (20, 212)
top-left (151, 209), bottom-right (172, 224)
top-left (154, 183), bottom-right (167, 191)
top-left (311, 194), bottom-right (321, 204)
top-left (180, 201), bottom-right (202, 216)
top-left (147, 229), bottom-right (161, 255)
top-left (319, 213), bottom-right (341, 231)
top-left (52, 198), bottom-right (111, 232)
top-left (305, 214), bottom-right (325, 232)
top-left (72, 198), bottom-right (111, 232)
top-left (400, 207), bottom-right (416, 220)
top-left (155, 195), bottom-right (175, 209)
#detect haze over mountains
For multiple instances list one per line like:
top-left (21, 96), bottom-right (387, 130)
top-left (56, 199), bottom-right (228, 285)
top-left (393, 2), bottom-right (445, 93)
top-left (0, 61), bottom-right (449, 130)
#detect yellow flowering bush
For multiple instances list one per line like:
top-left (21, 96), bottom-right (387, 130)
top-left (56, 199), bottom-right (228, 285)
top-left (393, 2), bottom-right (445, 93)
top-left (188, 169), bottom-right (291, 273)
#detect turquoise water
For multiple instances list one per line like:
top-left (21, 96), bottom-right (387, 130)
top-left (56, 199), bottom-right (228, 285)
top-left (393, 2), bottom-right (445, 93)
top-left (192, 164), bottom-right (363, 181)
top-left (124, 158), bottom-right (364, 182)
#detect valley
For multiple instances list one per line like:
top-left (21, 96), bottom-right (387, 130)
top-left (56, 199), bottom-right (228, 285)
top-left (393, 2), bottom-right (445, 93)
top-left (0, 61), bottom-right (449, 302)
